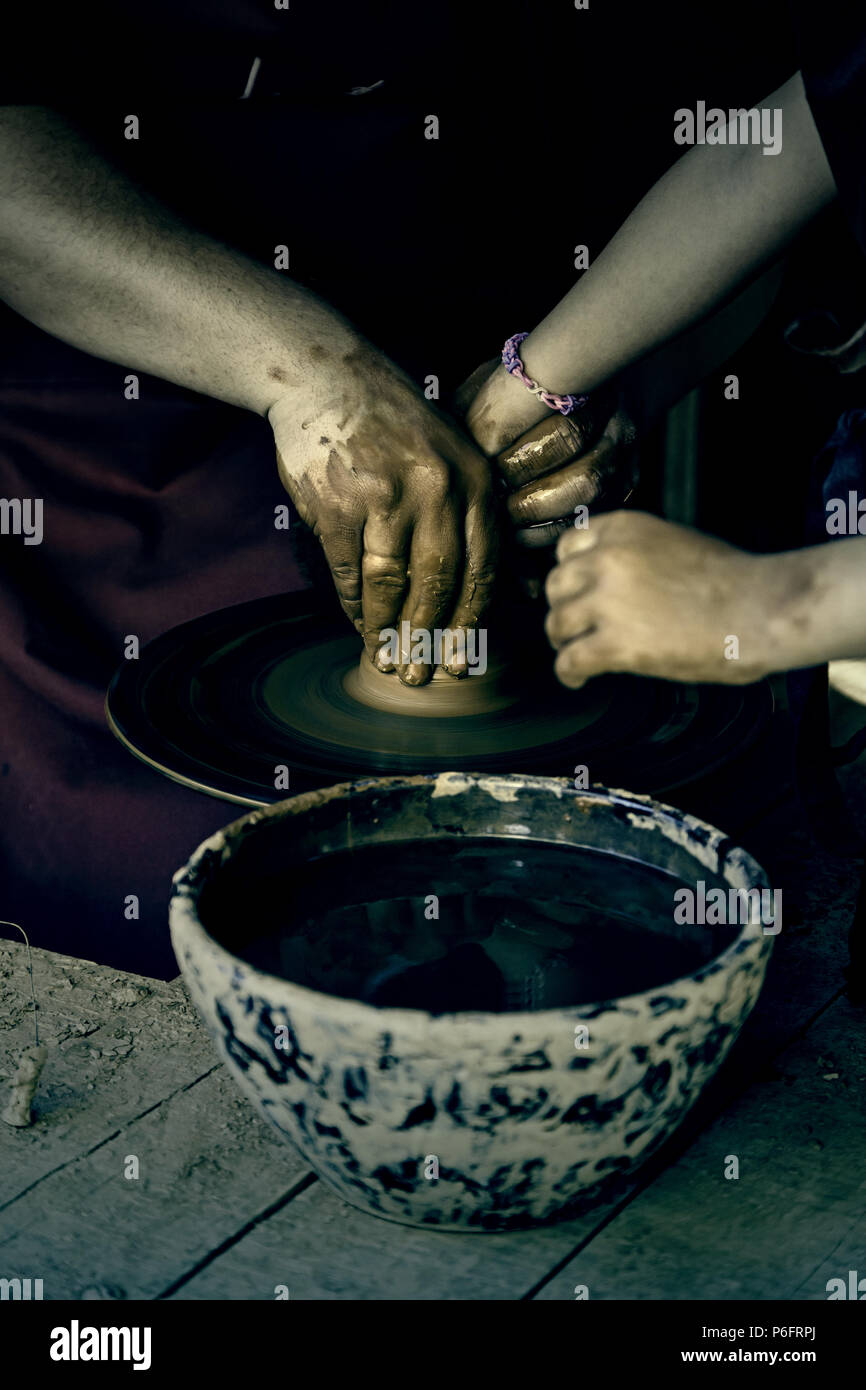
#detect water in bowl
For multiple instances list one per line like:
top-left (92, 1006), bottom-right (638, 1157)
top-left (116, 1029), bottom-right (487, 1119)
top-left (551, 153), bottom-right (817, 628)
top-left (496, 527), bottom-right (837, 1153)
top-left (204, 837), bottom-right (736, 1014)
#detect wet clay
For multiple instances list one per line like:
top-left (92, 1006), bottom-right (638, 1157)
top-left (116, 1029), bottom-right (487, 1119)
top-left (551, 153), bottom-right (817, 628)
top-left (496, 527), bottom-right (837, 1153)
top-left (344, 647), bottom-right (517, 717)
top-left (257, 628), bottom-right (606, 765)
top-left (106, 591), bottom-right (775, 801)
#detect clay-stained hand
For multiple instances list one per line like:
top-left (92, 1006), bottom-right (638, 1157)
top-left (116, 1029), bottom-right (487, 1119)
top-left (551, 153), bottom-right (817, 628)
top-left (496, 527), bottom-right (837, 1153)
top-left (269, 345), bottom-right (497, 685)
top-left (457, 361), bottom-right (636, 545)
top-left (545, 511), bottom-right (798, 687)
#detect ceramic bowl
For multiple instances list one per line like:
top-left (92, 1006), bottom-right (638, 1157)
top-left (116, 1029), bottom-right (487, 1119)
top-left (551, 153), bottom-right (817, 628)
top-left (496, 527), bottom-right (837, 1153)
top-left (169, 773), bottom-right (774, 1231)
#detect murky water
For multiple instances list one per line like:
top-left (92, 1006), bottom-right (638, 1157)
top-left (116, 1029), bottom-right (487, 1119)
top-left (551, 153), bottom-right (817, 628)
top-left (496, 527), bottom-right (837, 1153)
top-left (205, 838), bottom-right (734, 1014)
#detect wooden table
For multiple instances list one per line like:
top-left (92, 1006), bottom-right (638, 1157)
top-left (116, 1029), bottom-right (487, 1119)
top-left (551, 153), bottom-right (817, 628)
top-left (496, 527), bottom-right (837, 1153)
top-left (2, 734), bottom-right (865, 1301)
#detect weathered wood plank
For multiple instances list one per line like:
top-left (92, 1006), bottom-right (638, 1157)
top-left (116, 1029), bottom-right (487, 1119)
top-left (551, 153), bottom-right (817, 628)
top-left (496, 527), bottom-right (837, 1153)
top-left (168, 1170), bottom-right (622, 1301)
top-left (533, 996), bottom-right (866, 1299)
top-left (1, 944), bottom-right (216, 1204)
top-left (0, 1066), bottom-right (309, 1300)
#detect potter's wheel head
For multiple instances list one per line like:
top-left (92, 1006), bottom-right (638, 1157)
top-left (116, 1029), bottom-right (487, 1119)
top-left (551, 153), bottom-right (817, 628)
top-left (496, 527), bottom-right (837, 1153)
top-left (106, 592), bottom-right (773, 807)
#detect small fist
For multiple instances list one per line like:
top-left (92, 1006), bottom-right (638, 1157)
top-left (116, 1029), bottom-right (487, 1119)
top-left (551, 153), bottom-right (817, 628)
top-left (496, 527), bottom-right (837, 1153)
top-left (545, 511), bottom-right (784, 687)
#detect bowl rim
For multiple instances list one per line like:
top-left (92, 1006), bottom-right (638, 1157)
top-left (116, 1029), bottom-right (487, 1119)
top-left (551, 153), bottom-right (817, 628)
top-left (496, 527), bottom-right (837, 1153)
top-left (169, 772), bottom-right (774, 1037)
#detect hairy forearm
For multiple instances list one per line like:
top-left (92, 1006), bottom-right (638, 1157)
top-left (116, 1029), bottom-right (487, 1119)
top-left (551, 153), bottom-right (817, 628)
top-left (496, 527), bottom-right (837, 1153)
top-left (518, 73), bottom-right (837, 399)
top-left (0, 107), bottom-right (363, 415)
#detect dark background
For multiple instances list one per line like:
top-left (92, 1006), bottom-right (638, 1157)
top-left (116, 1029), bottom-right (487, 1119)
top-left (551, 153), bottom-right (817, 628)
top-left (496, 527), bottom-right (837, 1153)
top-left (2, 0), bottom-right (846, 559)
top-left (1, 0), bottom-right (863, 973)
top-left (4, 0), bottom-right (859, 556)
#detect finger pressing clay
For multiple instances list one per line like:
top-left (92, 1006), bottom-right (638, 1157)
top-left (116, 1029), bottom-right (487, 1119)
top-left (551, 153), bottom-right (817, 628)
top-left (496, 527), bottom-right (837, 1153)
top-left (2, 1044), bottom-right (48, 1127)
top-left (345, 650), bottom-right (515, 718)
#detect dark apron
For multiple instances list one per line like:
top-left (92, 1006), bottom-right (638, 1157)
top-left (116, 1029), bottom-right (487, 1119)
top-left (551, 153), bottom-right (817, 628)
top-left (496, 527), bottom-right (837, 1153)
top-left (0, 7), bottom-right (569, 977)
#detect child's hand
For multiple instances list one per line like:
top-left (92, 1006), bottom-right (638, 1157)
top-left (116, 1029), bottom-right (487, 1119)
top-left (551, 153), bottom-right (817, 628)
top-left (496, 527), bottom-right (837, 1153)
top-left (545, 512), bottom-right (796, 687)
top-left (457, 361), bottom-right (636, 544)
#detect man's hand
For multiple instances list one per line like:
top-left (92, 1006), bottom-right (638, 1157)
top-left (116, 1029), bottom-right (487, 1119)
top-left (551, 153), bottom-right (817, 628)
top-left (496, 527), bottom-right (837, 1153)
top-left (545, 511), bottom-right (801, 687)
top-left (457, 360), bottom-right (636, 546)
top-left (0, 109), bottom-right (497, 689)
top-left (270, 346), bottom-right (497, 684)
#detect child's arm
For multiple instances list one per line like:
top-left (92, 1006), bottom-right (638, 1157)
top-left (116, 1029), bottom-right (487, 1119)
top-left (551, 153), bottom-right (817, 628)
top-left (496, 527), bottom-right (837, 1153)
top-left (546, 515), bottom-right (866, 688)
top-left (468, 72), bottom-right (837, 451)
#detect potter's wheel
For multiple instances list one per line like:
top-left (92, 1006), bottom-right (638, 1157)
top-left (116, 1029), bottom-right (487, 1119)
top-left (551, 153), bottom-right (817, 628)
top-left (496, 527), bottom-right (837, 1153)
top-left (106, 592), bottom-right (773, 806)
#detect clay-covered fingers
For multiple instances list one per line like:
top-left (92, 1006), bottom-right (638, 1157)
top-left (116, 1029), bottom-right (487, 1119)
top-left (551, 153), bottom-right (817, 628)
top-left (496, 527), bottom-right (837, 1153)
top-left (395, 497), bottom-right (463, 685)
top-left (506, 431), bottom-right (621, 531)
top-left (514, 518), bottom-right (575, 549)
top-left (499, 408), bottom-right (637, 547)
top-left (359, 512), bottom-right (411, 667)
top-left (544, 522), bottom-right (608, 689)
top-left (545, 521), bottom-right (603, 618)
top-left (544, 569), bottom-right (597, 649)
top-left (545, 584), bottom-right (607, 691)
top-left (316, 514), bottom-right (365, 634)
top-left (545, 582), bottom-right (601, 691)
top-left (553, 633), bottom-right (614, 689)
top-left (442, 483), bottom-right (498, 677)
top-left (270, 349), bottom-right (503, 669)
top-left (546, 536), bottom-right (597, 600)
top-left (495, 410), bottom-right (597, 490)
top-left (555, 523), bottom-right (605, 560)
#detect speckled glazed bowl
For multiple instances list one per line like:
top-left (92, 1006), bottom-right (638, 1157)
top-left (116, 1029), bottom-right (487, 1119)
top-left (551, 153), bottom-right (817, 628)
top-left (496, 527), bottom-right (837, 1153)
top-left (169, 774), bottom-right (774, 1231)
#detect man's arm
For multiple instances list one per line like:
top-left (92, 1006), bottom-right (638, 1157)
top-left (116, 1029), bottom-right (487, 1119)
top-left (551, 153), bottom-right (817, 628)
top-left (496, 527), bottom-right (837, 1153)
top-left (0, 107), bottom-right (358, 416)
top-left (0, 108), bottom-right (497, 681)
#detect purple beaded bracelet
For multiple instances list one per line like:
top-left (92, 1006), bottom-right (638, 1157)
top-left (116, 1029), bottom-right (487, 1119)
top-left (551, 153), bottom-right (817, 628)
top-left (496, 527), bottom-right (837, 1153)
top-left (501, 333), bottom-right (589, 416)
